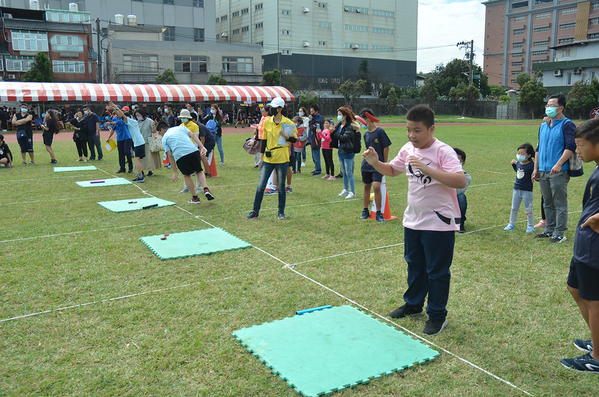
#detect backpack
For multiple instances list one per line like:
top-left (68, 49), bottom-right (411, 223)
top-left (352, 129), bottom-right (362, 153)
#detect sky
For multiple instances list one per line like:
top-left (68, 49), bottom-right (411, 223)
top-left (417, 0), bottom-right (486, 74)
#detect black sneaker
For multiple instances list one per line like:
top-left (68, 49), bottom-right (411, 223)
top-left (560, 353), bottom-right (599, 373)
top-left (132, 175), bottom-right (145, 183)
top-left (278, 213), bottom-right (286, 220)
top-left (375, 211), bottom-right (386, 223)
top-left (128, 169), bottom-right (133, 173)
top-left (50, 159), bottom-right (58, 164)
top-left (389, 304), bottom-right (423, 319)
top-left (360, 208), bottom-right (370, 220)
top-left (549, 236), bottom-right (567, 243)
top-left (246, 211), bottom-right (259, 220)
top-left (574, 339), bottom-right (594, 353)
top-left (116, 169), bottom-right (126, 174)
top-left (423, 319), bottom-right (448, 335)
top-left (534, 231), bottom-right (552, 238)
top-left (204, 189), bottom-right (215, 200)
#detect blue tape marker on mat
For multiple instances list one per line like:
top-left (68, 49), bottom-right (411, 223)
top-left (296, 305), bottom-right (332, 315)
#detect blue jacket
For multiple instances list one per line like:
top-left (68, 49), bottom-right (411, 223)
top-left (536, 117), bottom-right (576, 172)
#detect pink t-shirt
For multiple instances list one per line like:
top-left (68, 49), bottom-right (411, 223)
top-left (389, 138), bottom-right (463, 231)
top-left (318, 129), bottom-right (331, 149)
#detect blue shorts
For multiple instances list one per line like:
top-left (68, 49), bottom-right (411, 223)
top-left (362, 170), bottom-right (383, 184)
top-left (567, 258), bottom-right (599, 301)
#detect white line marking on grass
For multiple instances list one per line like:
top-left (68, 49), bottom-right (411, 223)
top-left (485, 170), bottom-right (510, 175)
top-left (0, 275), bottom-right (239, 324)
top-left (2, 192), bottom-right (135, 206)
top-left (0, 174), bottom-right (99, 183)
top-left (0, 222), bottom-right (168, 244)
top-left (285, 242), bottom-right (405, 268)
top-left (284, 265), bottom-right (533, 396)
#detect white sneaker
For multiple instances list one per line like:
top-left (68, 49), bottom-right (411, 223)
top-left (301, 162), bottom-right (306, 167)
top-left (338, 189), bottom-right (349, 197)
top-left (195, 186), bottom-right (202, 194)
top-left (346, 192), bottom-right (356, 199)
top-left (179, 186), bottom-right (190, 193)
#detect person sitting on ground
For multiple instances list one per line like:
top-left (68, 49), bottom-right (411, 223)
top-left (0, 133), bottom-right (14, 167)
top-left (156, 120), bottom-right (214, 204)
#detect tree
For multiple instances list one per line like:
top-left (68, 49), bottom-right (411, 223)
top-left (518, 71), bottom-right (547, 119)
top-left (566, 77), bottom-right (599, 119)
top-left (488, 84), bottom-right (507, 99)
top-left (22, 52), bottom-right (53, 82)
top-left (298, 92), bottom-right (318, 111)
top-left (515, 73), bottom-right (531, 89)
top-left (449, 82), bottom-right (480, 116)
top-left (281, 73), bottom-right (301, 92)
top-left (400, 87), bottom-right (420, 99)
top-left (155, 68), bottom-right (178, 84)
top-left (386, 87), bottom-right (399, 114)
top-left (261, 69), bottom-right (281, 86)
top-left (420, 77), bottom-right (439, 104)
top-left (208, 74), bottom-right (227, 85)
top-left (428, 58), bottom-right (489, 97)
top-left (337, 79), bottom-right (367, 107)
top-left (499, 95), bottom-right (512, 104)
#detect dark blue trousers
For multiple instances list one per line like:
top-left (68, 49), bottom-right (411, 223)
top-left (403, 227), bottom-right (455, 321)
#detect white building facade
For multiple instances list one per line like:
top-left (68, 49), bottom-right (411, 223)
top-left (215, 0), bottom-right (417, 87)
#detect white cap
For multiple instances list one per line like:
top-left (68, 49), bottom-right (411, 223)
top-left (269, 97), bottom-right (285, 108)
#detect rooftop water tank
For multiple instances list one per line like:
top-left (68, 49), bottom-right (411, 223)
top-left (127, 15), bottom-right (137, 26)
top-left (29, 0), bottom-right (39, 10)
top-left (69, 3), bottom-right (78, 12)
top-left (115, 14), bottom-right (124, 25)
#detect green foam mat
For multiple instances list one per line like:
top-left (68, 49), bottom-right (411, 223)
top-left (232, 305), bottom-right (439, 397)
top-left (76, 178), bottom-right (132, 187)
top-left (54, 166), bottom-right (98, 172)
top-left (97, 197), bottom-right (176, 212)
top-left (140, 227), bottom-right (252, 260)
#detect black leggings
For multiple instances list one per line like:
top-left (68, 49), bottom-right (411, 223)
top-left (76, 138), bottom-right (88, 158)
top-left (322, 148), bottom-right (334, 175)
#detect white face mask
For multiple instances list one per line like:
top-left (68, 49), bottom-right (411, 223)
top-left (298, 112), bottom-right (304, 117)
top-left (137, 116), bottom-right (143, 121)
top-left (337, 115), bottom-right (343, 122)
top-left (516, 154), bottom-right (527, 162)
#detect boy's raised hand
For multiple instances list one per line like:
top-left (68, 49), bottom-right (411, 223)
top-left (511, 159), bottom-right (517, 165)
top-left (362, 147), bottom-right (378, 166)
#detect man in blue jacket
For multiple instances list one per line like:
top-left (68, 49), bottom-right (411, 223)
top-left (308, 104), bottom-right (324, 175)
top-left (532, 94), bottom-right (576, 243)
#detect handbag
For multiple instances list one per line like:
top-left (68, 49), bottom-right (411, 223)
top-left (148, 133), bottom-right (163, 153)
top-left (243, 136), bottom-right (261, 154)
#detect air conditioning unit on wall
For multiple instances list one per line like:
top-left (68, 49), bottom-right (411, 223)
top-left (554, 69), bottom-right (562, 77)
top-left (7, 74), bottom-right (16, 80)
top-left (573, 67), bottom-right (583, 75)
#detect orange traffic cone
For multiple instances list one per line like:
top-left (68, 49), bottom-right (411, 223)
top-left (208, 151), bottom-right (218, 177)
top-left (370, 176), bottom-right (397, 220)
top-left (162, 152), bottom-right (169, 165)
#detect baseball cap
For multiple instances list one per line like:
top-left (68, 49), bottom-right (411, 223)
top-left (269, 97), bottom-right (285, 108)
top-left (122, 106), bottom-right (130, 111)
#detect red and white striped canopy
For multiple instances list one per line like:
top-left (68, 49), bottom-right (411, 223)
top-left (0, 82), bottom-right (295, 103)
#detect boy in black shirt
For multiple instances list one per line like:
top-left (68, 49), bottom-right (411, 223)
top-left (0, 134), bottom-right (13, 167)
top-left (560, 118), bottom-right (599, 373)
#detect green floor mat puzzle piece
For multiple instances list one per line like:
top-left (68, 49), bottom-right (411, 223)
top-left (76, 178), bottom-right (132, 187)
top-left (232, 305), bottom-right (439, 397)
top-left (140, 227), bottom-right (252, 260)
top-left (54, 166), bottom-right (97, 172)
top-left (98, 197), bottom-right (176, 212)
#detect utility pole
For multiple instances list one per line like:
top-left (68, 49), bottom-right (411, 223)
top-left (457, 40), bottom-right (474, 85)
top-left (96, 18), bottom-right (102, 83)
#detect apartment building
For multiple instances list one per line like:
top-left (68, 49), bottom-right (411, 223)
top-left (0, 5), bottom-right (95, 81)
top-left (215, 0), bottom-right (417, 88)
top-left (483, 0), bottom-right (599, 86)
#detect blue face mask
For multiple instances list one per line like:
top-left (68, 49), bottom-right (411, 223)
top-left (545, 106), bottom-right (558, 118)
top-left (21, 108), bottom-right (28, 113)
top-left (337, 115), bottom-right (343, 122)
top-left (516, 154), bottom-right (527, 162)
top-left (361, 124), bottom-right (367, 130)
top-left (298, 111), bottom-right (304, 117)
top-left (41, 113), bottom-right (47, 118)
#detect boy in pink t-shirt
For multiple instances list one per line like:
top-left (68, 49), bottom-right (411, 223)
top-left (363, 105), bottom-right (466, 336)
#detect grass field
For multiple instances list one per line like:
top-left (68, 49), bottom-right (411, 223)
top-left (0, 123), bottom-right (596, 396)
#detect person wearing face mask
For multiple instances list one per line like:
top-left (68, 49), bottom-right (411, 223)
top-left (358, 109), bottom-right (392, 221)
top-left (202, 103), bottom-right (225, 165)
top-left (298, 107), bottom-right (310, 166)
top-left (331, 107), bottom-right (360, 199)
top-left (246, 97), bottom-right (297, 220)
top-left (82, 104), bottom-right (102, 161)
top-left (12, 103), bottom-right (35, 164)
top-left (308, 105), bottom-right (324, 175)
top-left (135, 108), bottom-right (161, 176)
top-left (164, 103), bottom-right (176, 128)
top-left (68, 109), bottom-right (88, 162)
top-left (504, 143), bottom-right (535, 233)
top-left (185, 102), bottom-right (200, 123)
top-left (531, 93), bottom-right (577, 244)
top-left (453, 148), bottom-right (471, 233)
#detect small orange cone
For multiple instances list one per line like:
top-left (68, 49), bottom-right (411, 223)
top-left (370, 176), bottom-right (397, 220)
top-left (208, 151), bottom-right (218, 177)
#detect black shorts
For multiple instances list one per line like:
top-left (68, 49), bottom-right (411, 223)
top-left (18, 132), bottom-right (33, 153)
top-left (567, 258), bottom-right (599, 300)
top-left (362, 170), bottom-right (383, 184)
top-left (43, 132), bottom-right (54, 147)
top-left (133, 144), bottom-right (146, 159)
top-left (176, 151), bottom-right (203, 176)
